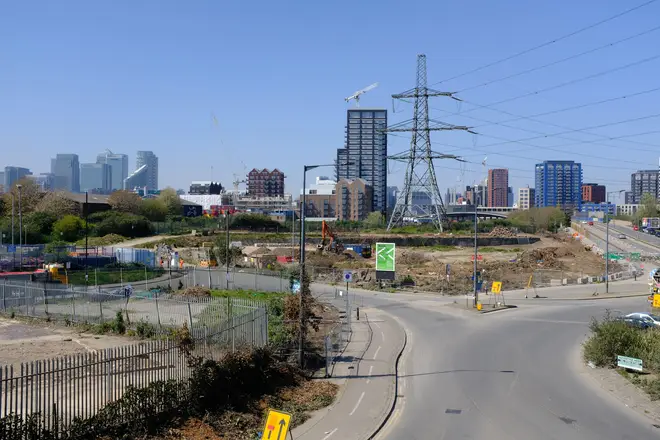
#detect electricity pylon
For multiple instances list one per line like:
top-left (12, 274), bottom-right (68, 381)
top-left (384, 54), bottom-right (473, 231)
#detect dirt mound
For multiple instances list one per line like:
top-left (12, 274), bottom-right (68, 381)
top-left (342, 249), bottom-right (364, 260)
top-left (517, 247), bottom-right (575, 269)
top-left (177, 286), bottom-right (212, 297)
top-left (488, 226), bottom-right (517, 237)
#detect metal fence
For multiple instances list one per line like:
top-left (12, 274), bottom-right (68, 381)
top-left (0, 280), bottom-right (267, 337)
top-left (0, 309), bottom-right (268, 433)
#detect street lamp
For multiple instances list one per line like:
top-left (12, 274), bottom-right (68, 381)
top-left (299, 162), bottom-right (351, 367)
top-left (85, 191), bottom-right (89, 289)
top-left (17, 184), bottom-right (22, 270)
top-left (605, 189), bottom-right (625, 293)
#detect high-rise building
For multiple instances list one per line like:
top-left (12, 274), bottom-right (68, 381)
top-left (4, 166), bottom-right (32, 190)
top-left (386, 186), bottom-right (398, 213)
top-left (518, 186), bottom-right (535, 210)
top-left (629, 170), bottom-right (659, 204)
top-left (80, 163), bottom-right (112, 194)
top-left (335, 178), bottom-right (373, 221)
top-left (136, 151), bottom-right (159, 191)
top-left (247, 168), bottom-right (285, 197)
top-left (465, 184), bottom-right (487, 207)
top-left (535, 160), bottom-right (583, 211)
top-left (96, 150), bottom-right (128, 191)
top-left (51, 154), bottom-right (80, 192)
top-left (582, 183), bottom-right (606, 203)
top-left (487, 169), bottom-right (509, 207)
top-left (335, 109), bottom-right (387, 214)
top-left (28, 173), bottom-right (54, 192)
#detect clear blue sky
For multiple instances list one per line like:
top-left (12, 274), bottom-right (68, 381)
top-left (2, 0), bottom-right (659, 203)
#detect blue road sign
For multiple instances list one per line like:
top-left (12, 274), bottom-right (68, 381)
top-left (7, 245), bottom-right (16, 253)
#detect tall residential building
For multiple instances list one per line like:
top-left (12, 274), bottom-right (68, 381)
top-left (247, 168), bottom-right (285, 197)
top-left (518, 186), bottom-right (535, 210)
top-left (465, 184), bottom-right (487, 207)
top-left (136, 151), bottom-right (159, 191)
top-left (80, 163), bottom-right (112, 193)
top-left (386, 186), bottom-right (398, 213)
top-left (51, 154), bottom-right (80, 192)
top-left (335, 108), bottom-right (387, 214)
top-left (4, 166), bottom-right (32, 190)
top-left (96, 150), bottom-right (128, 191)
top-left (582, 183), bottom-right (606, 203)
top-left (124, 165), bottom-right (148, 191)
top-left (335, 178), bottom-right (373, 221)
top-left (303, 177), bottom-right (337, 219)
top-left (534, 160), bottom-right (583, 211)
top-left (629, 170), bottom-right (659, 204)
top-left (487, 168), bottom-right (509, 207)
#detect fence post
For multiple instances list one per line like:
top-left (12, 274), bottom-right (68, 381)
top-left (71, 286), bottom-right (76, 321)
top-left (155, 292), bottom-right (161, 329)
top-left (231, 298), bottom-right (235, 352)
top-left (2, 278), bottom-right (6, 311)
top-left (187, 302), bottom-right (193, 329)
top-left (24, 280), bottom-right (29, 316)
top-left (208, 266), bottom-right (212, 289)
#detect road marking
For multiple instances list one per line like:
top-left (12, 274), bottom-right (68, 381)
top-left (373, 346), bottom-right (381, 360)
top-left (366, 365), bottom-right (374, 383)
top-left (350, 392), bottom-right (365, 416)
top-left (322, 428), bottom-right (338, 440)
top-left (510, 318), bottom-right (587, 325)
top-left (381, 331), bottom-right (385, 341)
top-left (374, 322), bottom-right (381, 329)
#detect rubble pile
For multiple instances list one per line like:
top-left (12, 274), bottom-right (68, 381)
top-left (488, 226), bottom-right (517, 238)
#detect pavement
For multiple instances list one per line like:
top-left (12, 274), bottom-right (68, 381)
top-left (292, 304), bottom-right (405, 440)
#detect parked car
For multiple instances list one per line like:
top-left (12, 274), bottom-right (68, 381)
top-left (624, 313), bottom-right (660, 327)
top-left (618, 234), bottom-right (626, 239)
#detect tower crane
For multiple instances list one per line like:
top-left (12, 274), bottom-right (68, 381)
top-left (345, 82), bottom-right (379, 107)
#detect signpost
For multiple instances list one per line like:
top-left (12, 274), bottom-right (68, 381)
top-left (260, 409), bottom-right (291, 440)
top-left (7, 245), bottom-right (15, 253)
top-left (653, 294), bottom-right (660, 308)
top-left (617, 355), bottom-right (643, 372)
top-left (375, 243), bottom-right (396, 281)
top-left (491, 281), bottom-right (502, 294)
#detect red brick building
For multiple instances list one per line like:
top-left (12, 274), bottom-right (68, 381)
top-left (487, 168), bottom-right (509, 207)
top-left (247, 168), bottom-right (285, 197)
top-left (582, 183), bottom-right (606, 203)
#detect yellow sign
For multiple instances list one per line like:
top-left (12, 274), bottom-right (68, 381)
top-left (491, 281), bottom-right (502, 294)
top-left (653, 294), bottom-right (660, 308)
top-left (261, 409), bottom-right (291, 440)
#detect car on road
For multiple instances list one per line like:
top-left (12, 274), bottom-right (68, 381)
top-left (624, 313), bottom-right (660, 327)
top-left (617, 233), bottom-right (626, 239)
top-left (616, 316), bottom-right (655, 330)
top-left (633, 225), bottom-right (639, 231)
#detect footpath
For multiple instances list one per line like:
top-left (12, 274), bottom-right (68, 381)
top-left (292, 306), bottom-right (405, 440)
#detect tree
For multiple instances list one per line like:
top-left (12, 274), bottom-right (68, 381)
top-left (91, 211), bottom-right (153, 238)
top-left (157, 187), bottom-right (182, 217)
top-left (53, 215), bottom-right (84, 242)
top-left (141, 198), bottom-right (168, 222)
top-left (2, 178), bottom-right (43, 216)
top-left (34, 191), bottom-right (79, 217)
top-left (214, 235), bottom-right (243, 266)
top-left (363, 211), bottom-right (384, 229)
top-left (108, 190), bottom-right (143, 213)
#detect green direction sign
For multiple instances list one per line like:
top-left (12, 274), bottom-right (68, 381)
top-left (376, 243), bottom-right (396, 272)
top-left (617, 355), bottom-right (643, 372)
top-left (631, 252), bottom-right (641, 261)
top-left (606, 253), bottom-right (624, 261)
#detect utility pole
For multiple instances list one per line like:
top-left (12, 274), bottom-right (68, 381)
top-left (299, 167), bottom-right (308, 367)
top-left (383, 54), bottom-right (473, 231)
top-left (17, 184), bottom-right (22, 271)
top-left (473, 203), bottom-right (478, 307)
top-left (85, 191), bottom-right (89, 289)
top-left (11, 193), bottom-right (14, 246)
top-left (225, 211), bottom-right (230, 289)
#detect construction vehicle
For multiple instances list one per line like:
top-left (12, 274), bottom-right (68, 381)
top-left (318, 221), bottom-right (344, 254)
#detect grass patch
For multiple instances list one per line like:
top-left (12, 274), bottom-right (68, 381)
top-left (75, 234), bottom-right (127, 246)
top-left (67, 268), bottom-right (165, 285)
top-left (210, 289), bottom-right (287, 302)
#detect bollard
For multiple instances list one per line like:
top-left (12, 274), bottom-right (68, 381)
top-left (356, 307), bottom-right (360, 321)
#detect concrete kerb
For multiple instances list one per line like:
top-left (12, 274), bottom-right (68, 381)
top-left (367, 310), bottom-right (410, 440)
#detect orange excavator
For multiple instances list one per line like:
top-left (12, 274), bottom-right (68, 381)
top-left (317, 220), bottom-right (344, 254)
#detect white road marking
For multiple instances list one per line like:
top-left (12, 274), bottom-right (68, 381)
top-left (322, 428), bottom-right (338, 440)
top-left (373, 346), bottom-right (381, 360)
top-left (380, 331), bottom-right (385, 341)
top-left (366, 365), bottom-right (374, 383)
top-left (350, 392), bottom-right (366, 416)
top-left (510, 317), bottom-right (587, 325)
top-left (374, 322), bottom-right (381, 329)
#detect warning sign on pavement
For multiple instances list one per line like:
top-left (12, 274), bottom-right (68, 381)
top-left (260, 409), bottom-right (291, 440)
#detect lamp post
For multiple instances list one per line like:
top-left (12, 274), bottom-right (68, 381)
top-left (85, 191), bottom-right (89, 289)
top-left (17, 184), bottom-right (22, 270)
top-left (11, 193), bottom-right (15, 246)
top-left (299, 162), bottom-right (351, 367)
top-left (473, 200), bottom-right (478, 307)
top-left (605, 189), bottom-right (625, 293)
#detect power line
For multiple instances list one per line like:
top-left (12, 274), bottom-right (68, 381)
top-left (455, 24), bottom-right (660, 94)
top-left (428, 0), bottom-right (659, 87)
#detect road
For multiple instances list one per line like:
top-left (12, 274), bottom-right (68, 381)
top-left (590, 223), bottom-right (660, 256)
top-left (348, 291), bottom-right (660, 440)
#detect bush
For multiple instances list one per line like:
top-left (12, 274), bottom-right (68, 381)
top-left (91, 211), bottom-right (153, 238)
top-left (52, 215), bottom-right (85, 242)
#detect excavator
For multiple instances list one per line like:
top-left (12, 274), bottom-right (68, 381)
top-left (317, 220), bottom-right (344, 254)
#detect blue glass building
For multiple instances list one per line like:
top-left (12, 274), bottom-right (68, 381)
top-left (534, 161), bottom-right (583, 211)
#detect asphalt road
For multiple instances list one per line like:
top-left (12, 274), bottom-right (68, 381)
top-left (343, 289), bottom-right (660, 440)
top-left (590, 223), bottom-right (660, 256)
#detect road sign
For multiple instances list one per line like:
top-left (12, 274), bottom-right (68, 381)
top-left (260, 409), bottom-right (291, 440)
top-left (343, 270), bottom-right (353, 283)
top-left (375, 243), bottom-right (396, 272)
top-left (617, 355), bottom-right (643, 372)
top-left (631, 252), bottom-right (641, 261)
top-left (6, 245), bottom-right (15, 253)
top-left (653, 294), bottom-right (660, 308)
top-left (470, 255), bottom-right (483, 261)
top-left (491, 281), bottom-right (502, 294)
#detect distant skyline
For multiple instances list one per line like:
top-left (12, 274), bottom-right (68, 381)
top-left (2, 1), bottom-right (660, 200)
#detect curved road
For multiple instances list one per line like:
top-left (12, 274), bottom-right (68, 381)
top-left (349, 292), bottom-right (660, 439)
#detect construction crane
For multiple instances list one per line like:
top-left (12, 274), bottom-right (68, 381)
top-left (345, 82), bottom-right (379, 107)
top-left (317, 220), bottom-right (344, 254)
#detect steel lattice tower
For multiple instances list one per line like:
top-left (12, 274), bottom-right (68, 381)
top-left (385, 54), bottom-right (472, 231)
